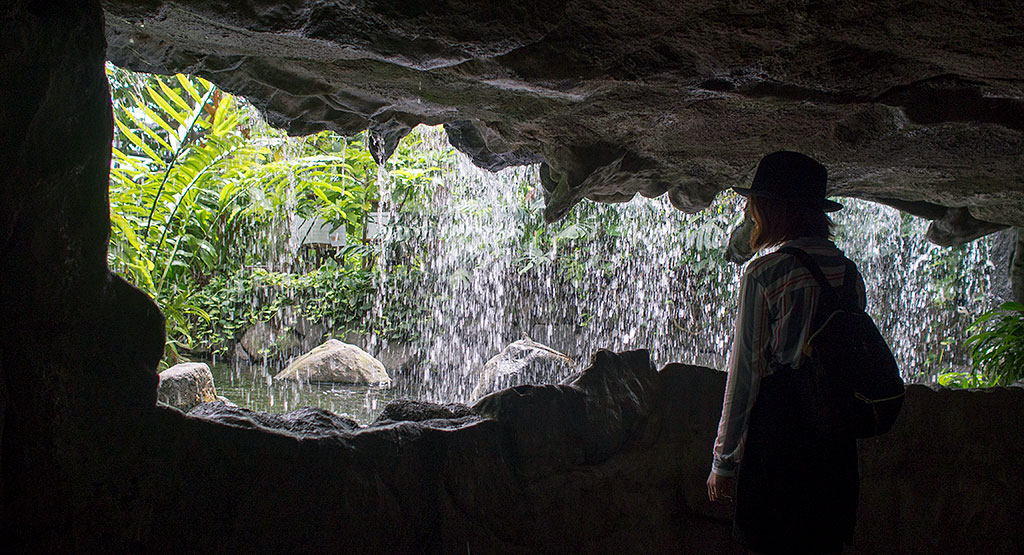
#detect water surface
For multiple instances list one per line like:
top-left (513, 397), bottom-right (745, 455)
top-left (209, 362), bottom-right (397, 425)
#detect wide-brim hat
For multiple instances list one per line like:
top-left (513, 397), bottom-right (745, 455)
top-left (732, 151), bottom-right (843, 212)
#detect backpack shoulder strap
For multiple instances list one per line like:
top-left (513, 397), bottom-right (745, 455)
top-left (840, 257), bottom-right (860, 304)
top-left (776, 246), bottom-right (841, 305)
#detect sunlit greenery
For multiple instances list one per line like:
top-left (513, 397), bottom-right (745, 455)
top-left (941, 302), bottom-right (1024, 387)
top-left (106, 65), bottom-right (439, 367)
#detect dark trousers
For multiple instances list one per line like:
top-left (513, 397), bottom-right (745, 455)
top-left (734, 369), bottom-right (859, 555)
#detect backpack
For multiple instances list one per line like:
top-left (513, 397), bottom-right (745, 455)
top-left (777, 247), bottom-right (905, 439)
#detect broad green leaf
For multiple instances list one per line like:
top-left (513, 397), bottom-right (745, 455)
top-left (212, 94), bottom-right (234, 132)
top-left (145, 84), bottom-right (186, 125)
top-left (132, 93), bottom-right (178, 141)
top-left (114, 117), bottom-right (166, 166)
top-left (123, 105), bottom-right (175, 152)
top-left (175, 74), bottom-right (202, 103)
top-left (157, 78), bottom-right (193, 115)
top-left (111, 213), bottom-right (144, 251)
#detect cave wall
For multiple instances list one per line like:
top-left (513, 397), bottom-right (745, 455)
top-left (0, 1), bottom-right (166, 549)
top-left (2, 2), bottom-right (1024, 554)
top-left (100, 0), bottom-right (1024, 242)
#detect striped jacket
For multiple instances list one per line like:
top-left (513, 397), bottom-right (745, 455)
top-left (711, 237), bottom-right (866, 477)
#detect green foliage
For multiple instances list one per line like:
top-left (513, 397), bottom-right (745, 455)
top-left (936, 370), bottom-right (1000, 389)
top-left (190, 260), bottom-right (374, 356)
top-left (959, 302), bottom-right (1024, 387)
top-left (107, 67), bottom-right (256, 364)
top-left (106, 66), bottom-right (383, 366)
top-left (107, 65), bottom-right (449, 367)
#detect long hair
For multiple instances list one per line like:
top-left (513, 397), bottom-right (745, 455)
top-left (748, 196), bottom-right (834, 251)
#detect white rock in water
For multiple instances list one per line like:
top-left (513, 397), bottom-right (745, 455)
top-left (158, 362), bottom-right (218, 411)
top-left (274, 339), bottom-right (392, 386)
top-left (471, 338), bottom-right (576, 401)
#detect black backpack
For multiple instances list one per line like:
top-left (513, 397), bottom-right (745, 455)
top-left (777, 247), bottom-right (905, 439)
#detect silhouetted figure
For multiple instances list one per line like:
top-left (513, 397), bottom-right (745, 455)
top-left (707, 151), bottom-right (863, 554)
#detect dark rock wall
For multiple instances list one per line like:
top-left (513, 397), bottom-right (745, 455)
top-left (857, 384), bottom-right (1024, 554)
top-left (2, 2), bottom-right (1024, 554)
top-left (0, 1), bottom-right (164, 550)
top-left (102, 0), bottom-right (1024, 239)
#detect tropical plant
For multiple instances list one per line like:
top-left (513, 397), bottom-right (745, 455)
top-left (108, 66), bottom-right (256, 364)
top-left (107, 67), bottom-right (369, 364)
top-left (107, 65), bottom-right (450, 366)
top-left (954, 302), bottom-right (1024, 387)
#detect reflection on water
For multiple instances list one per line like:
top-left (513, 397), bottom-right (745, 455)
top-left (209, 362), bottom-right (396, 425)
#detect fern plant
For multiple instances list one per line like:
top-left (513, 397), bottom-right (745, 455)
top-left (108, 69), bottom-right (248, 363)
top-left (106, 65), bottom-right (441, 367)
top-left (956, 302), bottom-right (1024, 387)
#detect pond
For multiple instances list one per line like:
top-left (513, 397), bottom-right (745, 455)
top-left (209, 362), bottom-right (397, 425)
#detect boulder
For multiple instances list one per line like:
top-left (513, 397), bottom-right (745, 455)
top-left (188, 401), bottom-right (360, 438)
top-left (471, 337), bottom-right (576, 401)
top-left (274, 339), bottom-right (391, 386)
top-left (157, 362), bottom-right (218, 411)
top-left (375, 399), bottom-right (476, 423)
top-left (473, 349), bottom-right (660, 477)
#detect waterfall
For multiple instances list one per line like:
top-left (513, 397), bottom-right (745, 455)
top-left (373, 128), bottom-right (997, 403)
top-left (106, 66), bottom-right (1002, 419)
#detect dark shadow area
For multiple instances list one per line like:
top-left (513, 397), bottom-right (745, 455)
top-left (2, 3), bottom-right (1023, 553)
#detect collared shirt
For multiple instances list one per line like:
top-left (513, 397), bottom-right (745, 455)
top-left (711, 237), bottom-right (866, 477)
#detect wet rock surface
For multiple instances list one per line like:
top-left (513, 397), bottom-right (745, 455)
top-left (471, 337), bottom-right (577, 401)
top-left (189, 401), bottom-right (360, 437)
top-left (157, 362), bottom-right (218, 411)
top-left (103, 0), bottom-right (1024, 238)
top-left (374, 399), bottom-right (476, 423)
top-left (55, 351), bottom-right (1024, 554)
top-left (274, 339), bottom-right (392, 385)
top-left (473, 349), bottom-right (660, 476)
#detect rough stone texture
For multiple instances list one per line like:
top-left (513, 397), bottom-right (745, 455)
top-left (988, 228), bottom-right (1017, 303)
top-left (470, 337), bottom-right (577, 400)
top-left (274, 338), bottom-right (392, 385)
top-left (103, 0), bottom-right (1024, 244)
top-left (19, 341), bottom-right (1024, 554)
top-left (157, 362), bottom-right (218, 411)
top-left (474, 349), bottom-right (659, 476)
top-left (2, 2), bottom-right (166, 553)
top-left (854, 383), bottom-right (1024, 554)
top-left (4, 3), bottom-right (1024, 554)
top-left (725, 212), bottom-right (756, 264)
top-left (374, 399), bottom-right (476, 423)
top-left (189, 401), bottom-right (359, 437)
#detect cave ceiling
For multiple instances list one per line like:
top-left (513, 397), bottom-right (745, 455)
top-left (103, 1), bottom-right (1024, 242)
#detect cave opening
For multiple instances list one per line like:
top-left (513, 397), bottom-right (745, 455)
top-left (3, 2), bottom-right (1024, 554)
top-left (108, 64), bottom-right (1005, 423)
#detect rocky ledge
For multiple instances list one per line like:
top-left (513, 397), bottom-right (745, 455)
top-left (104, 1), bottom-right (1024, 242)
top-left (137, 350), bottom-right (1024, 554)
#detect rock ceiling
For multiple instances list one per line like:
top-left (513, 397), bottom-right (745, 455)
top-left (103, 1), bottom-right (1024, 244)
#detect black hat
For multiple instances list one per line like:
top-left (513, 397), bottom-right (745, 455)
top-left (732, 151), bottom-right (843, 212)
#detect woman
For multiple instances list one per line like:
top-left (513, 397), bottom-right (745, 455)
top-left (707, 151), bottom-right (865, 554)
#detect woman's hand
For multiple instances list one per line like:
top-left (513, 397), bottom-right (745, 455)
top-left (707, 471), bottom-right (735, 504)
